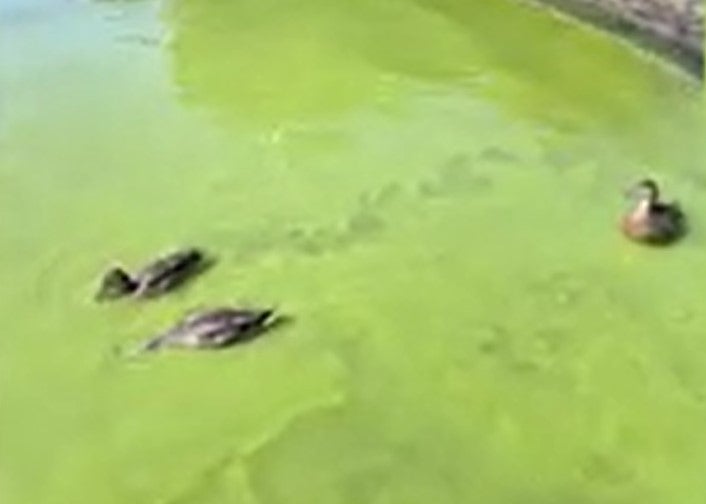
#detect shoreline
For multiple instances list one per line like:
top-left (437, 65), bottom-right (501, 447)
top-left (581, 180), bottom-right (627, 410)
top-left (528, 0), bottom-right (704, 78)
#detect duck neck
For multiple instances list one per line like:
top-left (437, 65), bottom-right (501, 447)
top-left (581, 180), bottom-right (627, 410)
top-left (635, 197), bottom-right (654, 216)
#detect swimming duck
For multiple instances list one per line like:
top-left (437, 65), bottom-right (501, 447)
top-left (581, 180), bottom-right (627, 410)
top-left (139, 307), bottom-right (276, 352)
top-left (96, 248), bottom-right (210, 300)
top-left (621, 178), bottom-right (686, 245)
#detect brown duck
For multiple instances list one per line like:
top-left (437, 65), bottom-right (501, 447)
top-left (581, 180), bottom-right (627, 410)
top-left (96, 248), bottom-right (210, 300)
top-left (621, 178), bottom-right (686, 245)
top-left (138, 307), bottom-right (277, 353)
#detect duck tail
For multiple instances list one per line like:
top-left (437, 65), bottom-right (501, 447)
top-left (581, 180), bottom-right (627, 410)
top-left (119, 335), bottom-right (165, 359)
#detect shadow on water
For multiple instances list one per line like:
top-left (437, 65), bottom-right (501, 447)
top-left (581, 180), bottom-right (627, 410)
top-left (164, 0), bottom-right (699, 131)
top-left (165, 0), bottom-right (384, 124)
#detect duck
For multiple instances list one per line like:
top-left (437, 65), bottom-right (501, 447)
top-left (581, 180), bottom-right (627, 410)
top-left (621, 178), bottom-right (686, 245)
top-left (137, 307), bottom-right (277, 352)
top-left (96, 247), bottom-right (210, 300)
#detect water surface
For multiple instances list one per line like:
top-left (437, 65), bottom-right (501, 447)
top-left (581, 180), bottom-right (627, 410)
top-left (1, 0), bottom-right (705, 503)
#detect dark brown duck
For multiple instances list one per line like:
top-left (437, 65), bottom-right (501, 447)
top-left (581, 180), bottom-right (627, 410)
top-left (138, 307), bottom-right (276, 353)
top-left (96, 248), bottom-right (210, 300)
top-left (621, 178), bottom-right (686, 245)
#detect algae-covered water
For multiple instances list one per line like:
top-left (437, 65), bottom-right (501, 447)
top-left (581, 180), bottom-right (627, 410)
top-left (1, 0), bottom-right (705, 502)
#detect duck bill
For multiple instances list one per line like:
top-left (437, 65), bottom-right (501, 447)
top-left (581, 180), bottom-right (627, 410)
top-left (257, 309), bottom-right (276, 326)
top-left (140, 335), bottom-right (167, 353)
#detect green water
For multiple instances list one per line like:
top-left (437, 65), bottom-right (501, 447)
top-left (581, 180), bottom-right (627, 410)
top-left (2, 0), bottom-right (705, 502)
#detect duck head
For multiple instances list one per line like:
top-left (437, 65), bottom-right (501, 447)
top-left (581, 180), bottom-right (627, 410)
top-left (621, 178), bottom-right (686, 245)
top-left (626, 178), bottom-right (660, 204)
top-left (96, 267), bottom-right (138, 300)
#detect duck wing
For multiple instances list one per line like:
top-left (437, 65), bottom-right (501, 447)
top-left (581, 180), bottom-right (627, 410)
top-left (180, 307), bottom-right (240, 327)
top-left (141, 308), bottom-right (277, 352)
top-left (136, 249), bottom-right (205, 293)
top-left (650, 201), bottom-right (686, 240)
top-left (187, 308), bottom-right (275, 347)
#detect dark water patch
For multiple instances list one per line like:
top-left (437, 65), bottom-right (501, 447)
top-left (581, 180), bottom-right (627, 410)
top-left (474, 323), bottom-right (571, 375)
top-left (358, 182), bottom-right (404, 210)
top-left (225, 185), bottom-right (393, 263)
top-left (669, 356), bottom-right (706, 405)
top-left (230, 229), bottom-right (284, 263)
top-left (245, 401), bottom-right (492, 504)
top-left (479, 146), bottom-right (521, 164)
top-left (285, 209), bottom-right (385, 257)
top-left (476, 324), bottom-right (512, 356)
top-left (246, 406), bottom-right (394, 504)
top-left (539, 133), bottom-right (617, 175)
top-left (160, 451), bottom-right (239, 504)
top-left (579, 452), bottom-right (636, 486)
top-left (153, 389), bottom-right (350, 504)
top-left (344, 209), bottom-right (386, 239)
top-left (543, 147), bottom-right (580, 171)
top-left (417, 153), bottom-right (492, 198)
top-left (337, 464), bottom-right (391, 504)
top-left (525, 270), bottom-right (587, 308)
top-left (286, 226), bottom-right (335, 256)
